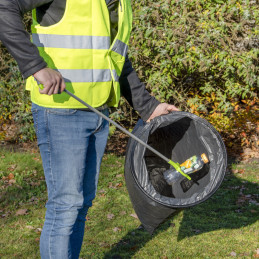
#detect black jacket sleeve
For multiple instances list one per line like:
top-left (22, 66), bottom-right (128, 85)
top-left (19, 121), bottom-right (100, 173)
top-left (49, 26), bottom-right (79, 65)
top-left (119, 56), bottom-right (160, 121)
top-left (0, 0), bottom-right (160, 121)
top-left (0, 0), bottom-right (51, 78)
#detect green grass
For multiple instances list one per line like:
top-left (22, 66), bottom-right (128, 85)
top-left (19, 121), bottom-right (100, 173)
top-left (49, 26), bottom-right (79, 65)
top-left (0, 148), bottom-right (258, 258)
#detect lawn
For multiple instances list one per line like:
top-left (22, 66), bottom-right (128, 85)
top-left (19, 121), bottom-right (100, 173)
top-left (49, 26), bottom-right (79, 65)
top-left (0, 148), bottom-right (258, 258)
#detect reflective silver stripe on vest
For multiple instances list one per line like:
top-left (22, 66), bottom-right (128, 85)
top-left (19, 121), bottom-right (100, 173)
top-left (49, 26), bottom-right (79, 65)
top-left (55, 69), bottom-right (119, 83)
top-left (112, 70), bottom-right (120, 82)
top-left (32, 34), bottom-right (111, 49)
top-left (111, 39), bottom-right (128, 57)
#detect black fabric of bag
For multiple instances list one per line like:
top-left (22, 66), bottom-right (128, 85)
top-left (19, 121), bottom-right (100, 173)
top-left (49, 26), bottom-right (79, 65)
top-left (124, 112), bottom-right (227, 234)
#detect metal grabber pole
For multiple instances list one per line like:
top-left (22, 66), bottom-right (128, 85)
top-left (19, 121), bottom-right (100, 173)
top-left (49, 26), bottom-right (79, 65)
top-left (63, 89), bottom-right (191, 181)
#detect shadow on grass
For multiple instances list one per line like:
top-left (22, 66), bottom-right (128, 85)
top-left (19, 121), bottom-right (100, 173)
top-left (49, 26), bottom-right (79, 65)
top-left (103, 173), bottom-right (258, 258)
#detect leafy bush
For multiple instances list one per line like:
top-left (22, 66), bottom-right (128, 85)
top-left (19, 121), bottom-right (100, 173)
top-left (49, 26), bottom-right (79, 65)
top-left (129, 0), bottom-right (258, 150)
top-left (130, 0), bottom-right (258, 105)
top-left (0, 13), bottom-right (34, 142)
top-left (0, 2), bottom-right (258, 151)
top-left (0, 66), bottom-right (35, 142)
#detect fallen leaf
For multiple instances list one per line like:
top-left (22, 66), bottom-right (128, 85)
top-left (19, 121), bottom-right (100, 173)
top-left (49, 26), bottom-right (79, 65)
top-left (230, 251), bottom-right (237, 257)
top-left (15, 209), bottom-right (28, 216)
top-left (116, 174), bottom-right (123, 178)
top-left (107, 213), bottom-right (114, 220)
top-left (120, 211), bottom-right (126, 216)
top-left (241, 132), bottom-right (246, 138)
top-left (8, 173), bottom-right (14, 180)
top-left (254, 248), bottom-right (259, 258)
top-left (9, 179), bottom-right (16, 184)
top-left (26, 225), bottom-right (34, 230)
top-left (115, 182), bottom-right (123, 188)
top-left (130, 213), bottom-right (138, 219)
top-left (8, 165), bottom-right (16, 171)
top-left (113, 227), bottom-right (121, 232)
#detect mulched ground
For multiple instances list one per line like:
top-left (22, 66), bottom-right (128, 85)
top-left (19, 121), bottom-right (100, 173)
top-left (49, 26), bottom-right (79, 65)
top-left (106, 130), bottom-right (129, 156)
top-left (1, 127), bottom-right (258, 164)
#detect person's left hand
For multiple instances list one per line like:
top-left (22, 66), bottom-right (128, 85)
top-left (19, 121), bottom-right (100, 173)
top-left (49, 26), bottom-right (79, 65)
top-left (146, 103), bottom-right (179, 122)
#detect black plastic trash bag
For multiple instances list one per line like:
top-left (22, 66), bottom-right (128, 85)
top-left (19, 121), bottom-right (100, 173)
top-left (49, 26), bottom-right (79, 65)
top-left (124, 112), bottom-right (227, 234)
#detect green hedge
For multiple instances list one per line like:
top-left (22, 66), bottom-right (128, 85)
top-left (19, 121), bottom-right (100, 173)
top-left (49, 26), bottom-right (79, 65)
top-left (0, 13), bottom-right (34, 142)
top-left (128, 0), bottom-right (258, 150)
top-left (0, 1), bottom-right (258, 148)
top-left (129, 0), bottom-right (258, 111)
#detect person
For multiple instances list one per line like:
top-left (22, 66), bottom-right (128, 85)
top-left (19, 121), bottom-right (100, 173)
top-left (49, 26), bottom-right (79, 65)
top-left (0, 0), bottom-right (179, 258)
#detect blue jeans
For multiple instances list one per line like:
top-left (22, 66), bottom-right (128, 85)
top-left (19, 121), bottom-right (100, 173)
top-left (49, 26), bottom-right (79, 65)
top-left (31, 103), bottom-right (109, 259)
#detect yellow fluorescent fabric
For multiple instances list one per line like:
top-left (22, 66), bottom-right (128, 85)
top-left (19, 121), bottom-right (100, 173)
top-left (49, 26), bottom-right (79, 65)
top-left (26, 0), bottom-right (132, 108)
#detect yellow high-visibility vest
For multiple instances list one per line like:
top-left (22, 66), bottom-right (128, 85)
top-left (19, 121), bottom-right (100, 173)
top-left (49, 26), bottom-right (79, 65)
top-left (26, 0), bottom-right (132, 108)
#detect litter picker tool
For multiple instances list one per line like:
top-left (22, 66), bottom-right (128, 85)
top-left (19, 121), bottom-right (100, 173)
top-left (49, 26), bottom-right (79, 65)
top-left (63, 89), bottom-right (192, 181)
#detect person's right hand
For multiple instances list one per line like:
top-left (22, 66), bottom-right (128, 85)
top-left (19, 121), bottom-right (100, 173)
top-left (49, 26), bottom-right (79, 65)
top-left (33, 68), bottom-right (66, 95)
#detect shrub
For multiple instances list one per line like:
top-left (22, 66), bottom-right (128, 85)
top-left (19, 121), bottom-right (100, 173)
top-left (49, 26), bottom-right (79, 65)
top-left (130, 0), bottom-right (258, 105)
top-left (129, 0), bottom-right (258, 151)
top-left (0, 13), bottom-right (34, 143)
top-left (0, 2), bottom-right (258, 151)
